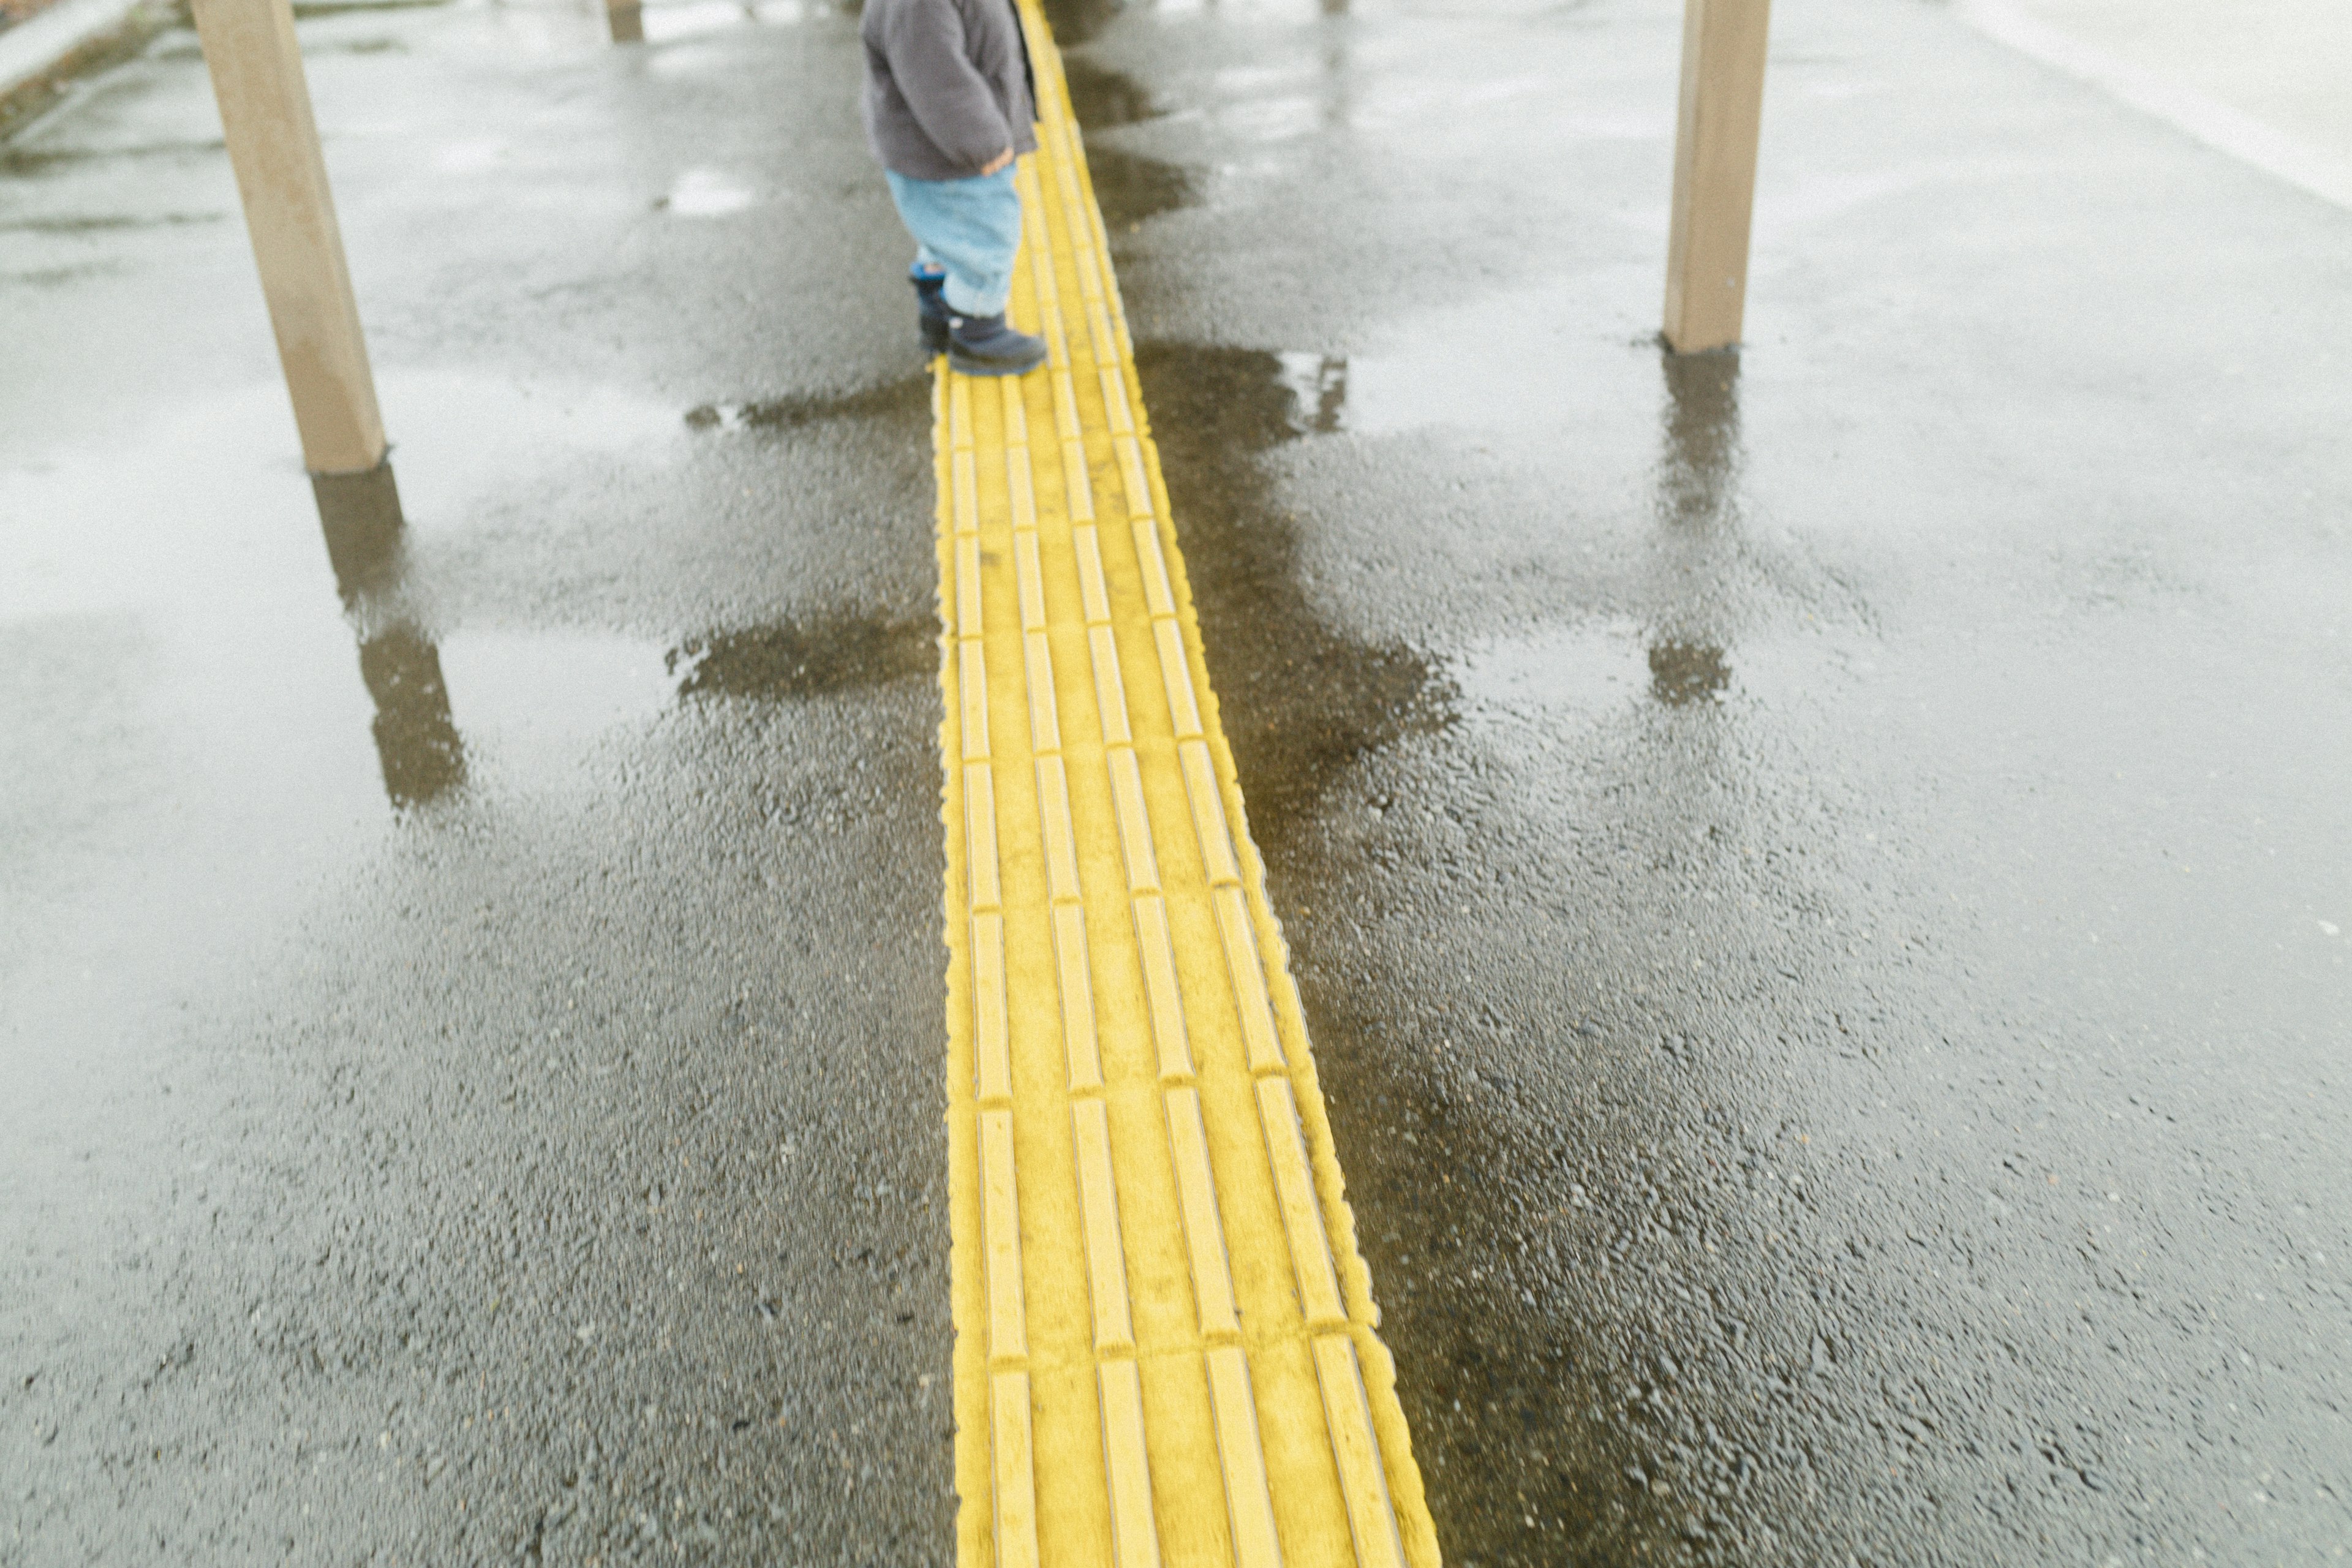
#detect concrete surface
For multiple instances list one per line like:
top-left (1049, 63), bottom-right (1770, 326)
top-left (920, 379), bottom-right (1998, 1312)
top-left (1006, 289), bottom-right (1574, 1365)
top-left (4, 0), bottom-right (2349, 1563)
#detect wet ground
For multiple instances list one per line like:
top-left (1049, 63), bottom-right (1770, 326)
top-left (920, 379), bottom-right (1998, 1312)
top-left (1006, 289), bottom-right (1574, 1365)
top-left (4, 0), bottom-right (2350, 1564)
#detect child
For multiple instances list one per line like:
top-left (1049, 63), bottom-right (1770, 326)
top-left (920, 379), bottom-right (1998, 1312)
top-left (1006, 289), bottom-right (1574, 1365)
top-left (861, 0), bottom-right (1050, 377)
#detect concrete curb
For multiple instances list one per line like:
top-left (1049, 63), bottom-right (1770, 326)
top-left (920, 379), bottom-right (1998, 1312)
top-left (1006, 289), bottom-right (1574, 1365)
top-left (1, 0), bottom-right (149, 102)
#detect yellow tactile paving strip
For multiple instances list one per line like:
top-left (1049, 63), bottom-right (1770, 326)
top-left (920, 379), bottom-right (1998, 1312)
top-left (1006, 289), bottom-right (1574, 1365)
top-left (933, 9), bottom-right (1439, 1564)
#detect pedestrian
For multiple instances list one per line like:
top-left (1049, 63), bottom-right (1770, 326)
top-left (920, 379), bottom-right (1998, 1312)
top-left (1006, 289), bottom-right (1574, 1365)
top-left (861, 0), bottom-right (1050, 377)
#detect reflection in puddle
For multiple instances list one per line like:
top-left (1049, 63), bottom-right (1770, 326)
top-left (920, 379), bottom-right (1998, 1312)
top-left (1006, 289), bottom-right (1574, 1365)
top-left (1656, 349), bottom-right (1740, 532)
top-left (309, 453), bottom-right (933, 797)
top-left (1273, 351), bottom-right (1348, 435)
top-left (1647, 639), bottom-right (1730, 706)
top-left (356, 627), bottom-right (466, 803)
top-left (0, 213), bottom-right (226, 235)
top-left (437, 628), bottom-right (680, 756)
top-left (657, 168), bottom-right (756, 217)
top-left (311, 463), bottom-right (466, 809)
top-left (670, 613), bottom-right (935, 699)
top-left (1645, 349), bottom-right (1743, 702)
top-left (1321, 283), bottom-right (1588, 435)
top-left (683, 374), bottom-right (927, 434)
top-left (288, 0), bottom-right (449, 15)
top-left (1452, 619), bottom-right (1642, 718)
top-left (0, 140), bottom-right (227, 178)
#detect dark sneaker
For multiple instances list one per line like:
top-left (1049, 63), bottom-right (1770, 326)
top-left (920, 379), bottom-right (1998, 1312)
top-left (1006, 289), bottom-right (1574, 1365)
top-left (947, 309), bottom-right (1049, 378)
top-left (912, 271), bottom-right (949, 357)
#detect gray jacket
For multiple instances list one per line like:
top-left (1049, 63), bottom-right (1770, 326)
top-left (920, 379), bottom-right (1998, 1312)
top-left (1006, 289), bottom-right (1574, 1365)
top-left (861, 0), bottom-right (1039, 182)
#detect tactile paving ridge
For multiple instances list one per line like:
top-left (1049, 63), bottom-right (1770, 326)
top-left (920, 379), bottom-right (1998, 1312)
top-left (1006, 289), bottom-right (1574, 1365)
top-left (934, 9), bottom-right (1440, 1564)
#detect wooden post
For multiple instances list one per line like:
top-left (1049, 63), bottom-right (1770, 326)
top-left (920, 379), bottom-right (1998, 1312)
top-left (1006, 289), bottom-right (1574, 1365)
top-left (190, 0), bottom-right (386, 475)
top-left (606, 0), bottom-right (644, 44)
top-left (1663, 0), bottom-right (1771, 354)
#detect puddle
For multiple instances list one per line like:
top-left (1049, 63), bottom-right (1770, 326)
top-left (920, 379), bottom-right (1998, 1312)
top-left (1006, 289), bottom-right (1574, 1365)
top-left (1129, 342), bottom-right (1451, 861)
top-left (1307, 282), bottom-right (1593, 436)
top-left (434, 628), bottom-right (680, 779)
top-left (1083, 146), bottom-right (1197, 231)
top-left (0, 263), bottom-right (122, 287)
top-left (1061, 55), bottom-right (1164, 129)
top-left (0, 213), bottom-right (225, 235)
top-left (682, 375), bottom-right (928, 435)
top-left (288, 0), bottom-right (450, 15)
top-left (1452, 619), bottom-right (1646, 718)
top-left (670, 612), bottom-right (937, 700)
top-left (368, 371), bottom-right (682, 532)
top-left (657, 168), bottom-right (756, 217)
top-left (1036, 0), bottom-right (1120, 45)
top-left (0, 140), bottom-right (225, 178)
top-left (1052, 29), bottom-right (1198, 231)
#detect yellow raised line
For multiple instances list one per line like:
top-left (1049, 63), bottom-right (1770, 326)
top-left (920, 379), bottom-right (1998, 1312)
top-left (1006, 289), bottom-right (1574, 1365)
top-left (1106, 748), bottom-right (1159, 895)
top-left (1114, 435), bottom-right (1153, 521)
top-left (1074, 524), bottom-right (1114, 625)
top-left (1153, 619), bottom-right (1204, 739)
top-left (1050, 904), bottom-right (1103, 1091)
top-left (1211, 884), bottom-right (1287, 1074)
top-left (1163, 1086), bottom-right (1240, 1338)
top-left (1131, 893), bottom-right (1193, 1080)
top-left (1009, 453), bottom-right (1038, 528)
top-left (963, 763), bottom-right (1001, 913)
top-left (1002, 373), bottom-right (1031, 447)
top-left (1036, 756), bottom-right (1082, 903)
top-left (1062, 441), bottom-right (1095, 520)
top-left (1023, 628), bottom-right (1061, 754)
top-left (979, 1108), bottom-right (1028, 1362)
top-left (956, 534), bottom-right (984, 637)
top-left (1205, 1345), bottom-right (1284, 1568)
top-left (957, 641), bottom-right (990, 763)
top-left (1130, 518), bottom-right (1177, 619)
top-left (1258, 1077), bottom-right (1348, 1329)
top-left (1177, 738), bottom-right (1242, 886)
top-left (1072, 1099), bottom-right (1135, 1353)
top-left (991, 1370), bottom-right (1043, 1568)
top-left (953, 448), bottom-right (980, 535)
top-left (973, 911), bottom-right (1011, 1104)
top-left (938, 6), bottom-right (1439, 1564)
top-left (1313, 1336), bottom-right (1409, 1568)
top-left (1099, 366), bottom-right (1134, 435)
top-left (1014, 529), bottom-right (1048, 633)
top-left (1088, 626), bottom-right (1132, 747)
top-left (950, 375), bottom-right (975, 450)
top-left (1098, 1361), bottom-right (1163, 1568)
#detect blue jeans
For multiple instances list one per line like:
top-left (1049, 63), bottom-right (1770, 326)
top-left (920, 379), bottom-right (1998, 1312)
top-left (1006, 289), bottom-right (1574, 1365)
top-left (884, 165), bottom-right (1022, 317)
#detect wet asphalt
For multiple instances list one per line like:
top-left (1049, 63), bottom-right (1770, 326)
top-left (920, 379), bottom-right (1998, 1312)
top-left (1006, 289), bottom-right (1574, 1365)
top-left (4, 0), bottom-right (2349, 1564)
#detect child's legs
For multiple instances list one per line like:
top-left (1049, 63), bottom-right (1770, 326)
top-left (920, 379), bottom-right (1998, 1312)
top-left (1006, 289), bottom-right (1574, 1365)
top-left (884, 167), bottom-right (1023, 317)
